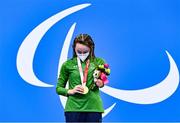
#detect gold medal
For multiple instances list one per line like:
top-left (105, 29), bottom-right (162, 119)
top-left (82, 85), bottom-right (89, 94)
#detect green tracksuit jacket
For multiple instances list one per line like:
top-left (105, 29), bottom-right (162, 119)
top-left (56, 57), bottom-right (105, 112)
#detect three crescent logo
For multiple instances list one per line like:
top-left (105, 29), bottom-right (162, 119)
top-left (16, 3), bottom-right (180, 118)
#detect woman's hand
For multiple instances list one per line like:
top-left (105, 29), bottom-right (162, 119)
top-left (95, 79), bottom-right (104, 88)
top-left (67, 85), bottom-right (84, 95)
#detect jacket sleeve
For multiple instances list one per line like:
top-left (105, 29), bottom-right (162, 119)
top-left (96, 57), bottom-right (106, 65)
top-left (56, 62), bottom-right (69, 97)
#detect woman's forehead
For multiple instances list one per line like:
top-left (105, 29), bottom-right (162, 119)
top-left (75, 43), bottom-right (90, 50)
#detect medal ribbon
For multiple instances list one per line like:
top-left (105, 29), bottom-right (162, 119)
top-left (77, 57), bottom-right (90, 85)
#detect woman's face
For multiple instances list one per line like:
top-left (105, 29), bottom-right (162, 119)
top-left (75, 43), bottom-right (90, 55)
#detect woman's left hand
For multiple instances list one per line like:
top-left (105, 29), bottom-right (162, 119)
top-left (95, 79), bottom-right (104, 88)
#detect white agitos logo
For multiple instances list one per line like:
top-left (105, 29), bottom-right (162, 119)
top-left (16, 3), bottom-right (180, 117)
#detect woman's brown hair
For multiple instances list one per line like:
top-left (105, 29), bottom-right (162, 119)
top-left (72, 34), bottom-right (95, 59)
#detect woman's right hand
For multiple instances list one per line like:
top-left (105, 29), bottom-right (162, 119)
top-left (67, 85), bottom-right (84, 95)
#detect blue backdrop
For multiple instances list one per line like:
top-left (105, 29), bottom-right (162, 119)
top-left (0, 0), bottom-right (180, 122)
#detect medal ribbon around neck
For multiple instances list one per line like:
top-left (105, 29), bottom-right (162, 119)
top-left (77, 57), bottom-right (90, 94)
top-left (77, 57), bottom-right (90, 85)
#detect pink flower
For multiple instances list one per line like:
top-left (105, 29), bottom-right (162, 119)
top-left (100, 72), bottom-right (108, 84)
top-left (104, 63), bottom-right (109, 68)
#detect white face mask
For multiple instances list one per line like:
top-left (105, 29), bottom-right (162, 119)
top-left (77, 52), bottom-right (89, 62)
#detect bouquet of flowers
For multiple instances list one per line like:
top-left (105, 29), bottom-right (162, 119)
top-left (93, 63), bottom-right (110, 85)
